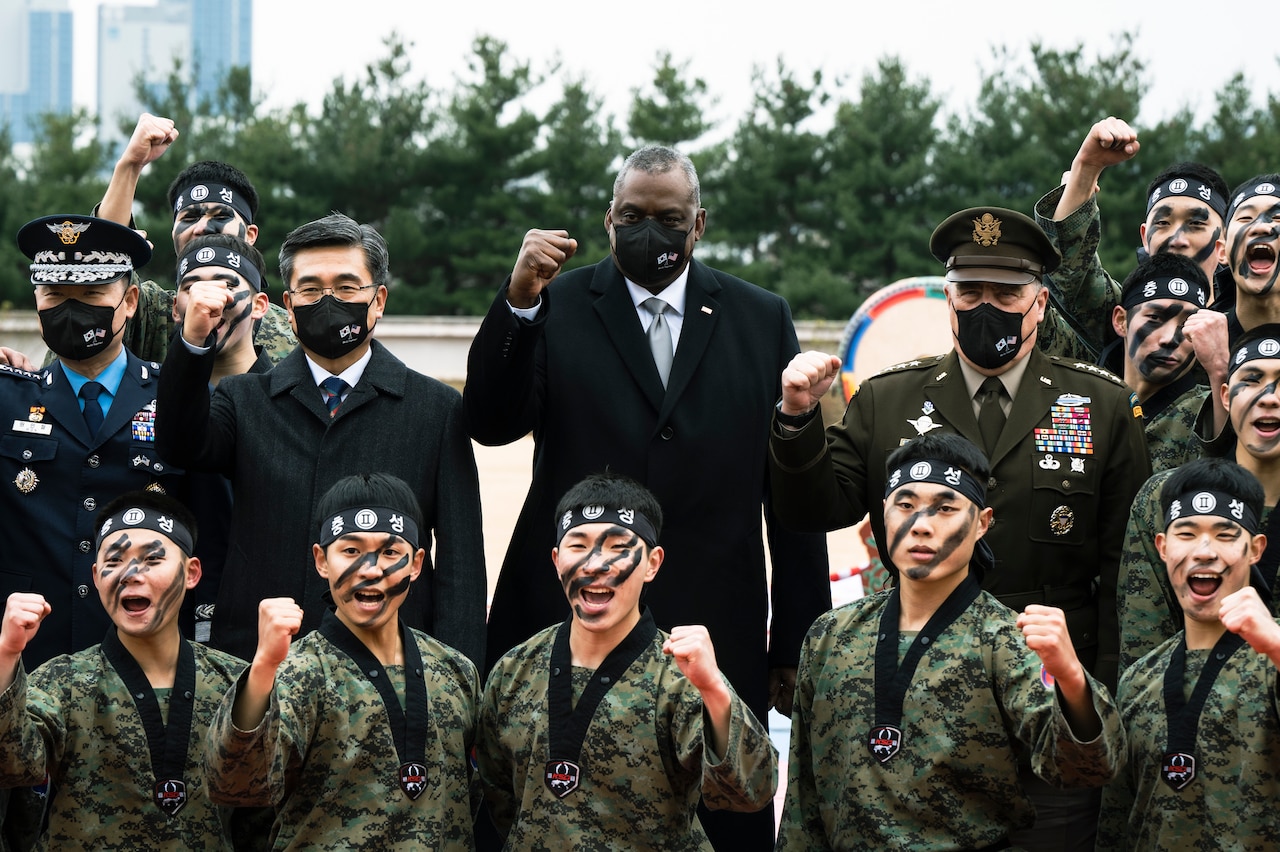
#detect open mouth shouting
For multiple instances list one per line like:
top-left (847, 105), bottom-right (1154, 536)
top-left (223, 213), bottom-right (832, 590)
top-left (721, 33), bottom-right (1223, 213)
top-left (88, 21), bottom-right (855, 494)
top-left (1185, 571), bottom-right (1225, 603)
top-left (1247, 239), bottom-right (1277, 279)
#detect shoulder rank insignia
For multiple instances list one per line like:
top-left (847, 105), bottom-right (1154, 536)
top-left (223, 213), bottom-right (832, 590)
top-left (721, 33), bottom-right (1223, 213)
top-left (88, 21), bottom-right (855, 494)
top-left (0, 363), bottom-right (44, 382)
top-left (1066, 361), bottom-right (1126, 386)
top-left (875, 354), bottom-right (946, 377)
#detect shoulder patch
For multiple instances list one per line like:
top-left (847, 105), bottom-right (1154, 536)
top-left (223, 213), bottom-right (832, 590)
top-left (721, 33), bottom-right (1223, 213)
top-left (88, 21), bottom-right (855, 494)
top-left (874, 354), bottom-right (947, 377)
top-left (1062, 360), bottom-right (1127, 387)
top-left (1129, 391), bottom-right (1143, 419)
top-left (0, 363), bottom-right (44, 382)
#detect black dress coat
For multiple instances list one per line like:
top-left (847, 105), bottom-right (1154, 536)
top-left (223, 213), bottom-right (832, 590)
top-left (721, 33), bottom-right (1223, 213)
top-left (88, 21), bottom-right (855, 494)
top-left (155, 340), bottom-right (486, 667)
top-left (465, 257), bottom-right (832, 710)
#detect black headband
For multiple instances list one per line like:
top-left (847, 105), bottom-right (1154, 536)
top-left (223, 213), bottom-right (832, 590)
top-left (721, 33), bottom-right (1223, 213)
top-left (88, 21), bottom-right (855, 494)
top-left (557, 505), bottom-right (659, 549)
top-left (1147, 177), bottom-right (1227, 219)
top-left (177, 243), bottom-right (265, 292)
top-left (1120, 273), bottom-right (1206, 311)
top-left (96, 506), bottom-right (195, 557)
top-left (1228, 335), bottom-right (1280, 378)
top-left (172, 182), bottom-right (254, 225)
top-left (1226, 180), bottom-right (1280, 224)
top-left (884, 458), bottom-right (987, 508)
top-left (318, 506), bottom-right (420, 551)
top-left (1164, 489), bottom-right (1260, 535)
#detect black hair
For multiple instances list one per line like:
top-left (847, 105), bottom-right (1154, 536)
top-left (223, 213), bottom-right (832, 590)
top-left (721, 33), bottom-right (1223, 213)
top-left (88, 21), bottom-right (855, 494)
top-left (95, 489), bottom-right (198, 549)
top-left (1119, 251), bottom-right (1210, 309)
top-left (279, 212), bottom-right (389, 289)
top-left (1146, 162), bottom-right (1229, 204)
top-left (554, 472), bottom-right (664, 541)
top-left (886, 432), bottom-right (991, 485)
top-left (166, 161), bottom-right (260, 221)
top-left (1230, 173), bottom-right (1280, 202)
top-left (315, 473), bottom-right (424, 534)
top-left (1160, 457), bottom-right (1265, 523)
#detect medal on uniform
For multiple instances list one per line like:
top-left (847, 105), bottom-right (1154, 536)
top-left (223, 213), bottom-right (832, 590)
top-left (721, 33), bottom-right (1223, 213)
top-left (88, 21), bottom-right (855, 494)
top-left (1160, 632), bottom-right (1245, 791)
top-left (14, 469), bottom-right (38, 494)
top-left (866, 725), bottom-right (903, 763)
top-left (153, 779), bottom-right (188, 816)
top-left (28, 406), bottom-right (44, 422)
top-left (398, 761), bottom-right (428, 800)
top-left (868, 574), bottom-right (982, 765)
top-left (544, 759), bottom-right (581, 798)
top-left (319, 612), bottom-right (430, 800)
top-left (1160, 752), bottom-right (1196, 790)
top-left (545, 610), bottom-right (657, 798)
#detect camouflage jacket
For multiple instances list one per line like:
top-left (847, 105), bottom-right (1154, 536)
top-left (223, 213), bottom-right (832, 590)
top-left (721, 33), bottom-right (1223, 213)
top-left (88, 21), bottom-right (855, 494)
top-left (1033, 186), bottom-right (1123, 363)
top-left (1097, 635), bottom-right (1280, 851)
top-left (775, 589), bottom-right (1123, 851)
top-left (0, 640), bottom-right (245, 850)
top-left (121, 277), bottom-right (296, 366)
top-left (203, 617), bottom-right (479, 850)
top-left (1144, 383), bottom-right (1209, 474)
top-left (476, 617), bottom-right (777, 851)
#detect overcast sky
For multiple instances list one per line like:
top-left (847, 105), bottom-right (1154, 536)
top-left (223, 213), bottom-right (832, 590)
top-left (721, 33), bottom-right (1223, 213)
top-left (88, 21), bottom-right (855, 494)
top-left (68, 1), bottom-right (1280, 138)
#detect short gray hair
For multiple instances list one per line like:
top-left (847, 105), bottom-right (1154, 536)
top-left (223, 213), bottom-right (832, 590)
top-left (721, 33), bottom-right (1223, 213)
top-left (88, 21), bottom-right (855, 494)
top-left (279, 212), bottom-right (389, 289)
top-left (612, 146), bottom-right (700, 208)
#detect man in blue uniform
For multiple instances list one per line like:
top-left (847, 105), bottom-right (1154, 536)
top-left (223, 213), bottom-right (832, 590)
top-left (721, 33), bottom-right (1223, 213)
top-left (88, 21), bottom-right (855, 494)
top-left (0, 214), bottom-right (184, 668)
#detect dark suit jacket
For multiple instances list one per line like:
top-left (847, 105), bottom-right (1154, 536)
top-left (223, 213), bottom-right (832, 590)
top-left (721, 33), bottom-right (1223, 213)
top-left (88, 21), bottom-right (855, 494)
top-left (0, 353), bottom-right (186, 666)
top-left (464, 257), bottom-right (831, 713)
top-left (155, 340), bottom-right (486, 666)
top-left (769, 348), bottom-right (1151, 688)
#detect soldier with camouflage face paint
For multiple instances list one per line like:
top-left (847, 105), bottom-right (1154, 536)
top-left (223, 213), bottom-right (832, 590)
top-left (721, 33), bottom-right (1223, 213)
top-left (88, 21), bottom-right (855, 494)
top-left (203, 473), bottom-right (479, 849)
top-left (1119, 324), bottom-right (1280, 672)
top-left (475, 472), bottom-right (777, 851)
top-left (777, 433), bottom-right (1123, 851)
top-left (1099, 457), bottom-right (1280, 851)
top-left (0, 491), bottom-right (249, 850)
top-left (95, 114), bottom-right (296, 367)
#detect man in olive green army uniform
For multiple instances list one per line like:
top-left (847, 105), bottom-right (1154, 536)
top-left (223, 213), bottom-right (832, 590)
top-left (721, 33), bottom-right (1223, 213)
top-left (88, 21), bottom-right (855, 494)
top-left (1118, 326), bottom-right (1280, 672)
top-left (96, 113), bottom-right (295, 366)
top-left (476, 473), bottom-right (777, 850)
top-left (769, 205), bottom-right (1149, 850)
top-left (1108, 252), bottom-right (1222, 473)
top-left (203, 473), bottom-right (479, 849)
top-left (0, 491), bottom-right (248, 850)
top-left (1100, 457), bottom-right (1280, 851)
top-left (778, 433), bottom-right (1123, 850)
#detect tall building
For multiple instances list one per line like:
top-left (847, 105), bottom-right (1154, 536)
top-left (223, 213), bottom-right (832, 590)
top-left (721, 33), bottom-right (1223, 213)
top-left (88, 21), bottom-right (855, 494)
top-left (0, 0), bottom-right (73, 145)
top-left (98, 0), bottom-right (252, 144)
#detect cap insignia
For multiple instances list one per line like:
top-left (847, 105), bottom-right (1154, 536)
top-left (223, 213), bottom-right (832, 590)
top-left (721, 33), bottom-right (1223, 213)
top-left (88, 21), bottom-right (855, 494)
top-left (971, 213), bottom-right (1001, 247)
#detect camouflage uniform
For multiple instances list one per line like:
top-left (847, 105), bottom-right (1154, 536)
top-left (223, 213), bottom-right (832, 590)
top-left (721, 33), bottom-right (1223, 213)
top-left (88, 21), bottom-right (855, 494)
top-left (1033, 186), bottom-right (1123, 363)
top-left (776, 589), bottom-right (1123, 850)
top-left (119, 277), bottom-right (296, 366)
top-left (204, 614), bottom-right (479, 850)
top-left (1097, 635), bottom-right (1280, 850)
top-left (1143, 383), bottom-right (1209, 474)
top-left (475, 615), bottom-right (777, 851)
top-left (0, 639), bottom-right (245, 850)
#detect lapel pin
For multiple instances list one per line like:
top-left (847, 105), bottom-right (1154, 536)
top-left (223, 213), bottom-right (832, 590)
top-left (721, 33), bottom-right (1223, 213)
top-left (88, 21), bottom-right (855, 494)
top-left (700, 305), bottom-right (713, 314)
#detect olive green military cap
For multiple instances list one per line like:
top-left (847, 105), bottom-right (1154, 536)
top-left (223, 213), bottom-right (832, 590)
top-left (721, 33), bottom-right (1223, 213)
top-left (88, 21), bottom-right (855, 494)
top-left (930, 206), bottom-right (1061, 284)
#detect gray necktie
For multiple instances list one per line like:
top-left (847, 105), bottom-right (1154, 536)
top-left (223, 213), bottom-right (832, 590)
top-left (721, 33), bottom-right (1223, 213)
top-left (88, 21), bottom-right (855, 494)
top-left (643, 298), bottom-right (673, 388)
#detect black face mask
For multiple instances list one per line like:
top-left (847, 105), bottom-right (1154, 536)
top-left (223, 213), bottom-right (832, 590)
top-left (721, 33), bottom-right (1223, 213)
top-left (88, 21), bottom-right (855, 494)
top-left (292, 295), bottom-right (374, 360)
top-left (953, 301), bottom-right (1034, 370)
top-left (39, 296), bottom-right (122, 362)
top-left (612, 219), bottom-right (692, 288)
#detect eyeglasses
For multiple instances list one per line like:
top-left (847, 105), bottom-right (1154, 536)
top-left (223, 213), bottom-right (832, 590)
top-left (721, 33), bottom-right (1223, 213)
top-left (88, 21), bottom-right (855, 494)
top-left (288, 284), bottom-right (376, 304)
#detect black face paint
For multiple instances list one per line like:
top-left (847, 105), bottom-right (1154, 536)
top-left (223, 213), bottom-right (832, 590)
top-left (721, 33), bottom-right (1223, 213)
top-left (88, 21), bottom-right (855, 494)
top-left (331, 536), bottom-right (416, 622)
top-left (1231, 378), bottom-right (1280, 453)
top-left (1128, 303), bottom-right (1193, 379)
top-left (104, 538), bottom-right (185, 629)
top-left (558, 528), bottom-right (644, 621)
top-left (1230, 203), bottom-right (1280, 295)
top-left (172, 204), bottom-right (247, 243)
top-left (211, 287), bottom-right (254, 354)
top-left (888, 497), bottom-right (975, 580)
